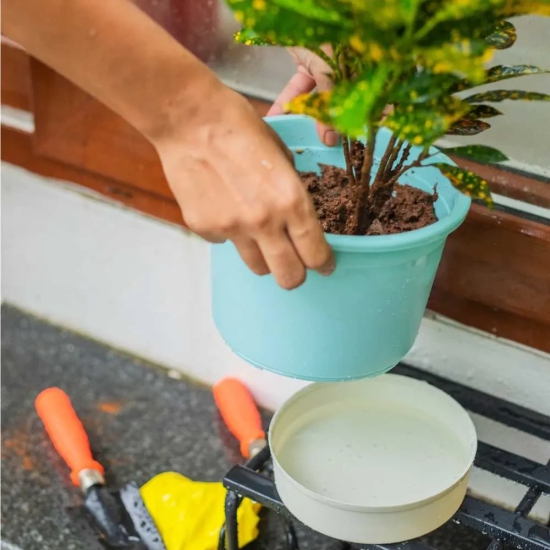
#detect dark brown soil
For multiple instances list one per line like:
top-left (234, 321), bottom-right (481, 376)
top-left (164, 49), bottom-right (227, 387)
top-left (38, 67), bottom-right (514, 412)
top-left (300, 143), bottom-right (437, 236)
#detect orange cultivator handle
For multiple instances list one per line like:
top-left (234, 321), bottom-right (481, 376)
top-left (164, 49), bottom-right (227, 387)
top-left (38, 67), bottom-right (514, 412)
top-left (35, 387), bottom-right (104, 486)
top-left (213, 378), bottom-right (265, 458)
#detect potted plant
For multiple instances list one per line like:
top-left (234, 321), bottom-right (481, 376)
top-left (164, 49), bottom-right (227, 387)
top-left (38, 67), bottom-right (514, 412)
top-left (211, 0), bottom-right (550, 381)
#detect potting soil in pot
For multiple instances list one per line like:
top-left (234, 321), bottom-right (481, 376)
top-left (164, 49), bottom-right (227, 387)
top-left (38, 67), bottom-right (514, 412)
top-left (301, 142), bottom-right (438, 236)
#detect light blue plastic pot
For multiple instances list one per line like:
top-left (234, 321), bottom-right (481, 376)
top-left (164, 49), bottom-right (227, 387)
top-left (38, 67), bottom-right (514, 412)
top-left (211, 115), bottom-right (471, 381)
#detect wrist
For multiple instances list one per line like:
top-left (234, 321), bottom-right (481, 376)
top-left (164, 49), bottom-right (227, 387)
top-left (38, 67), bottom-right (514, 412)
top-left (142, 61), bottom-right (226, 149)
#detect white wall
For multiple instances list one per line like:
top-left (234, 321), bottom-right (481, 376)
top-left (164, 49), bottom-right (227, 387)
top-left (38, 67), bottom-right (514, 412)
top-left (2, 161), bottom-right (549, 520)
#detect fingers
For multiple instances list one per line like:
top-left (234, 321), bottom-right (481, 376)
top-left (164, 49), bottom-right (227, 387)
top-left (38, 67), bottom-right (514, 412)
top-left (286, 197), bottom-right (335, 276)
top-left (267, 70), bottom-right (315, 117)
top-left (180, 210), bottom-right (226, 243)
top-left (256, 230), bottom-right (306, 290)
top-left (305, 55), bottom-right (338, 147)
top-left (271, 48), bottom-right (338, 147)
top-left (232, 237), bottom-right (269, 276)
top-left (316, 120), bottom-right (340, 147)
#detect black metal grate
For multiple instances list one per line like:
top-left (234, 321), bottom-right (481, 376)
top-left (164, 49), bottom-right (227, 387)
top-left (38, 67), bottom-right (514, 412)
top-left (219, 364), bottom-right (550, 550)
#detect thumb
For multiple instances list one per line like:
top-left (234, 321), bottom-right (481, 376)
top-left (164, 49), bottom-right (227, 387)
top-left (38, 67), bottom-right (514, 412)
top-left (306, 56), bottom-right (338, 147)
top-left (293, 49), bottom-right (338, 147)
top-left (267, 68), bottom-right (316, 117)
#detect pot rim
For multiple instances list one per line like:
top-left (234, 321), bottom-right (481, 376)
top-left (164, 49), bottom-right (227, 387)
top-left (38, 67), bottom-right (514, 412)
top-left (268, 373), bottom-right (478, 514)
top-left (266, 115), bottom-right (472, 253)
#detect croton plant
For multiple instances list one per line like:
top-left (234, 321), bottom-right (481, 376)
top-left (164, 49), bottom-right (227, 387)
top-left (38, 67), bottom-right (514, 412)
top-left (227, 0), bottom-right (550, 233)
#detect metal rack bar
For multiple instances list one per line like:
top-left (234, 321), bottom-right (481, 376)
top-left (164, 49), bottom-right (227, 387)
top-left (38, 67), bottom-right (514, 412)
top-left (457, 496), bottom-right (550, 550)
top-left (393, 365), bottom-right (550, 441)
top-left (475, 442), bottom-right (550, 492)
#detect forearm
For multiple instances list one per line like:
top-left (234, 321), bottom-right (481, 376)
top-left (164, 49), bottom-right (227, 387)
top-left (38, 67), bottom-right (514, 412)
top-left (2, 0), bottom-right (221, 143)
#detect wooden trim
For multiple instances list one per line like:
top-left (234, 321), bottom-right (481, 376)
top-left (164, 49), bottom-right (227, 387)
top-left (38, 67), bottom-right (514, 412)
top-left (2, 126), bottom-right (184, 226)
top-left (428, 288), bottom-right (550, 352)
top-left (2, 52), bottom-right (549, 352)
top-left (29, 58), bottom-right (272, 200)
top-left (1, 42), bottom-right (31, 111)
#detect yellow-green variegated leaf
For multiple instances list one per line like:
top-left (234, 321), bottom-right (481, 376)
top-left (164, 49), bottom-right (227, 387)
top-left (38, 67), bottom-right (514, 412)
top-left (235, 28), bottom-right (274, 45)
top-left (418, 40), bottom-right (494, 83)
top-left (270, 0), bottom-right (345, 23)
top-left (330, 65), bottom-right (390, 136)
top-left (485, 20), bottom-right (517, 49)
top-left (342, 0), bottom-right (420, 29)
top-left (441, 145), bottom-right (508, 163)
top-left (427, 0), bottom-right (499, 23)
top-left (285, 91), bottom-right (333, 125)
top-left (227, 0), bottom-right (349, 47)
top-left (383, 97), bottom-right (470, 145)
top-left (465, 89), bottom-right (550, 103)
top-left (446, 118), bottom-right (492, 135)
top-left (452, 64), bottom-right (548, 92)
top-left (485, 65), bottom-right (549, 84)
top-left (465, 104), bottom-right (503, 119)
top-left (496, 0), bottom-right (550, 17)
top-left (435, 164), bottom-right (494, 207)
top-left (347, 36), bottom-right (399, 62)
top-left (389, 71), bottom-right (460, 104)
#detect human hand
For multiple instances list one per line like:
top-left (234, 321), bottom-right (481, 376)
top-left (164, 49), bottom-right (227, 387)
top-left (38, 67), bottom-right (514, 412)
top-left (268, 47), bottom-right (338, 147)
top-left (155, 81), bottom-right (335, 290)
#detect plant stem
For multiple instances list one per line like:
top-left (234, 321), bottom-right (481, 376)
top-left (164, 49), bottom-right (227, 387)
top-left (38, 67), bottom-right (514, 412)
top-left (353, 125), bottom-right (376, 234)
top-left (375, 134), bottom-right (398, 183)
top-left (391, 143), bottom-right (413, 177)
top-left (388, 148), bottom-right (429, 186)
top-left (342, 137), bottom-right (356, 185)
top-left (383, 138), bottom-right (404, 180)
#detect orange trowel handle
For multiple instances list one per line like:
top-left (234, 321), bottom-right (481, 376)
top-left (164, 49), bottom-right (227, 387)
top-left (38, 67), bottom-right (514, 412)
top-left (35, 387), bottom-right (104, 486)
top-left (213, 378), bottom-right (265, 458)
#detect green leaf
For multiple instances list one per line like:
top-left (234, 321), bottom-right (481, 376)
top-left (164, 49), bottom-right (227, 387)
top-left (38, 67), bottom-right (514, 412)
top-left (485, 21), bottom-right (517, 49)
top-left (441, 145), bottom-right (508, 163)
top-left (383, 96), bottom-right (470, 145)
top-left (465, 104), bottom-right (503, 119)
top-left (446, 118), bottom-right (492, 135)
top-left (226, 0), bottom-right (349, 47)
top-left (465, 90), bottom-right (550, 103)
top-left (435, 164), bottom-right (494, 207)
top-left (285, 91), bottom-right (333, 124)
top-left (330, 65), bottom-right (390, 136)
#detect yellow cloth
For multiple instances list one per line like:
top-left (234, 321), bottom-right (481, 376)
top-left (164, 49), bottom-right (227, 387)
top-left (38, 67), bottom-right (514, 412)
top-left (140, 471), bottom-right (261, 550)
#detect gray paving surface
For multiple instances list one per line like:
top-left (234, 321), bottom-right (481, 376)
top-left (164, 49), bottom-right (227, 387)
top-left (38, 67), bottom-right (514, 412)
top-left (1, 305), bottom-right (493, 550)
